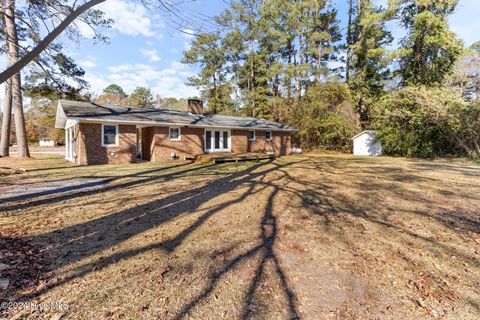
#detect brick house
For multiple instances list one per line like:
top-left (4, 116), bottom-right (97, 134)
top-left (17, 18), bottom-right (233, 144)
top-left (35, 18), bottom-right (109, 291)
top-left (55, 99), bottom-right (296, 165)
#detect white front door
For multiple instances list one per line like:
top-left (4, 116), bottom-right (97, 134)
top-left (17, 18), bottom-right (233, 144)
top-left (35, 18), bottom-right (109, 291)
top-left (205, 130), bottom-right (230, 152)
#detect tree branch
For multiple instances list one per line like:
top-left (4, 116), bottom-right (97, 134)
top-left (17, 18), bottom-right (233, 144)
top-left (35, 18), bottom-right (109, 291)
top-left (0, 0), bottom-right (106, 84)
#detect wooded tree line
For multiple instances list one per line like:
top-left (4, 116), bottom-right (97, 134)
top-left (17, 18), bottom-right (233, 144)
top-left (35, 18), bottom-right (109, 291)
top-left (183, 0), bottom-right (480, 158)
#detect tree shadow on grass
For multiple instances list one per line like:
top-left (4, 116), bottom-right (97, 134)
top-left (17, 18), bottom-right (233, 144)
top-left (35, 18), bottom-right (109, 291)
top-left (5, 155), bottom-right (479, 318)
top-left (293, 157), bottom-right (480, 236)
top-left (10, 159), bottom-right (303, 320)
top-left (410, 162), bottom-right (480, 177)
top-left (172, 187), bottom-right (300, 320)
top-left (25, 166), bottom-right (77, 172)
top-left (168, 156), bottom-right (476, 318)
top-left (0, 162), bottom-right (201, 210)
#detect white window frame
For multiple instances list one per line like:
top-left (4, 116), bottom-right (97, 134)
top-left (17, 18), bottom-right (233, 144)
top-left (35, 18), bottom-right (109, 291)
top-left (169, 127), bottom-right (181, 141)
top-left (204, 129), bottom-right (231, 153)
top-left (265, 131), bottom-right (272, 141)
top-left (102, 124), bottom-right (119, 147)
top-left (248, 130), bottom-right (256, 141)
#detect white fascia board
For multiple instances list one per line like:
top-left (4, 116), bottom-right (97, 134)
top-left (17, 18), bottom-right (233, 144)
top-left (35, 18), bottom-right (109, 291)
top-left (55, 102), bottom-right (67, 128)
top-left (65, 119), bottom-right (79, 129)
top-left (67, 117), bottom-right (298, 132)
top-left (352, 130), bottom-right (376, 140)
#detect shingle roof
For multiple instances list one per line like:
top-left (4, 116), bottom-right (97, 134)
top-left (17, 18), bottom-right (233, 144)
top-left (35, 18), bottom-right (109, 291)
top-left (352, 130), bottom-right (377, 140)
top-left (56, 100), bottom-right (296, 131)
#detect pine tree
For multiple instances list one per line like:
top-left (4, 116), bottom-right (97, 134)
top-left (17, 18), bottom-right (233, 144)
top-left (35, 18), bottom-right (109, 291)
top-left (398, 0), bottom-right (463, 86)
top-left (218, 0), bottom-right (269, 117)
top-left (304, 1), bottom-right (342, 84)
top-left (348, 0), bottom-right (393, 126)
top-left (128, 87), bottom-right (155, 108)
top-left (182, 32), bottom-right (233, 114)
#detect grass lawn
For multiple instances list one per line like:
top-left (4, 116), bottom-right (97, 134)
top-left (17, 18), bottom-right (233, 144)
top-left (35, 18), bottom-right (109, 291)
top-left (0, 153), bottom-right (479, 319)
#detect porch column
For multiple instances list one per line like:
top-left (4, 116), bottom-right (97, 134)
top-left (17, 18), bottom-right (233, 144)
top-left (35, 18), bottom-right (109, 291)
top-left (65, 128), bottom-right (70, 160)
top-left (69, 128), bottom-right (74, 160)
top-left (137, 127), bottom-right (142, 160)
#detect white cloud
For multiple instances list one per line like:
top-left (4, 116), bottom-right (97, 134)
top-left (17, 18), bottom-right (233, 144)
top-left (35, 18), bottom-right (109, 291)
top-left (98, 0), bottom-right (154, 37)
top-left (75, 21), bottom-right (96, 39)
top-left (146, 41), bottom-right (154, 46)
top-left (81, 60), bottom-right (96, 68)
top-left (140, 48), bottom-right (161, 62)
top-left (79, 55), bottom-right (97, 69)
top-left (84, 61), bottom-right (198, 99)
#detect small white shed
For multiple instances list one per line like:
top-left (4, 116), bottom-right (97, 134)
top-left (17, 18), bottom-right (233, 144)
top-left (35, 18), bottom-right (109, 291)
top-left (352, 130), bottom-right (382, 156)
top-left (39, 138), bottom-right (56, 147)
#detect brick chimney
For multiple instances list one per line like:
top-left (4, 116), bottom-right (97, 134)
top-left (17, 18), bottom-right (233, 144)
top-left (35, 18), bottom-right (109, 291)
top-left (188, 98), bottom-right (203, 115)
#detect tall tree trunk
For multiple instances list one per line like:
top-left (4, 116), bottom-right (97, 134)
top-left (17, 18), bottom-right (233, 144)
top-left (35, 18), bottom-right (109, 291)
top-left (250, 43), bottom-right (255, 118)
top-left (273, 74), bottom-right (279, 97)
top-left (287, 39), bottom-right (292, 101)
top-left (346, 0), bottom-right (355, 83)
top-left (293, 39), bottom-right (299, 103)
top-left (0, 0), bottom-right (14, 157)
top-left (358, 0), bottom-right (363, 13)
top-left (0, 80), bottom-right (12, 157)
top-left (12, 73), bottom-right (29, 157)
top-left (5, 0), bottom-right (29, 157)
top-left (212, 73), bottom-right (218, 114)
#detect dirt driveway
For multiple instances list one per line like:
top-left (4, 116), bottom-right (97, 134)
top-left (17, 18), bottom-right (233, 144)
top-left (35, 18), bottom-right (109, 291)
top-left (0, 153), bottom-right (479, 319)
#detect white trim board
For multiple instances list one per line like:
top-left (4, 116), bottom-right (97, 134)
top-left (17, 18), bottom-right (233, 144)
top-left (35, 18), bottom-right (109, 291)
top-left (169, 127), bottom-right (182, 141)
top-left (64, 117), bottom-right (298, 132)
top-left (102, 124), bottom-right (119, 147)
top-left (204, 128), bottom-right (231, 153)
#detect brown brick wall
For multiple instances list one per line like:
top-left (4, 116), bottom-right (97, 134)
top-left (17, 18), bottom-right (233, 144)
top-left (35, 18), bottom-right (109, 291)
top-left (147, 126), bottom-right (204, 161)
top-left (76, 123), bottom-right (137, 165)
top-left (141, 126), bottom-right (155, 161)
top-left (273, 131), bottom-right (292, 156)
top-left (74, 123), bottom-right (292, 165)
top-left (231, 130), bottom-right (291, 156)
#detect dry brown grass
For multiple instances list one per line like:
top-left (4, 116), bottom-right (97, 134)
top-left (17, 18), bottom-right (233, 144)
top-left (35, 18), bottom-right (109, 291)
top-left (0, 153), bottom-right (479, 319)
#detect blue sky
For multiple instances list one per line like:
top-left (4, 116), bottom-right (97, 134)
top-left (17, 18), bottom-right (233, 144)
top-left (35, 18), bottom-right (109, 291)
top-left (59, 0), bottom-right (480, 99)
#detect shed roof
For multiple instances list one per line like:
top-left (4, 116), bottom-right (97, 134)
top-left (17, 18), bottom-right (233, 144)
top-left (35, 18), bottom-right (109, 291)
top-left (55, 100), bottom-right (296, 132)
top-left (352, 130), bottom-right (377, 140)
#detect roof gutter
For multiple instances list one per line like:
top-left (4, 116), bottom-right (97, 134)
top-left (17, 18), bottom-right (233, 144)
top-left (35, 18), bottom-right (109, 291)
top-left (66, 117), bottom-right (299, 132)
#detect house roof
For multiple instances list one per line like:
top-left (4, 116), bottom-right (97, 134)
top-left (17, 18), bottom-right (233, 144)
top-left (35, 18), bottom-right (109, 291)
top-left (352, 130), bottom-right (377, 140)
top-left (55, 100), bottom-right (297, 132)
